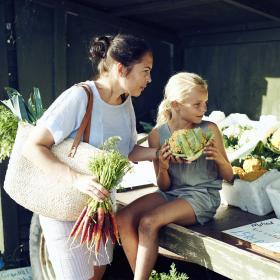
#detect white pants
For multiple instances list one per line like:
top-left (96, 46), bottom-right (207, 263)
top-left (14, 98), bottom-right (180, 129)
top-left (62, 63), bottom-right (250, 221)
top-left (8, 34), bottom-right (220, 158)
top-left (39, 215), bottom-right (114, 280)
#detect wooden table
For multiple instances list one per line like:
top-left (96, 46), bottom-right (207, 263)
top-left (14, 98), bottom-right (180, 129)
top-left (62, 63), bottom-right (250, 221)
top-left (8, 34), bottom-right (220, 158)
top-left (116, 186), bottom-right (280, 280)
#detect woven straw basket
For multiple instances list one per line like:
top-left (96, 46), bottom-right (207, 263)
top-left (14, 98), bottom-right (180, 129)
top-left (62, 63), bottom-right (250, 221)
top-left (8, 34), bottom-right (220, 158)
top-left (4, 122), bottom-right (100, 221)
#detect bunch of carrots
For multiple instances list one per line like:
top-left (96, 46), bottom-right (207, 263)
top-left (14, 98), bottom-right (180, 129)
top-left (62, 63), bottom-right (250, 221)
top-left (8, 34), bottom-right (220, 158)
top-left (68, 136), bottom-right (131, 258)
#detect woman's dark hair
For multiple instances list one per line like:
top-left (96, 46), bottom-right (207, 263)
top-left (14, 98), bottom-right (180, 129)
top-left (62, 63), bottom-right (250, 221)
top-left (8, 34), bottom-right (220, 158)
top-left (89, 34), bottom-right (151, 75)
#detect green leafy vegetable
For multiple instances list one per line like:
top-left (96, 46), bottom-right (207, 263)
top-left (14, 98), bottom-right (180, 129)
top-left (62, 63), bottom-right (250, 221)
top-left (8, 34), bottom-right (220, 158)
top-left (0, 86), bottom-right (45, 161)
top-left (2, 87), bottom-right (44, 124)
top-left (0, 105), bottom-right (18, 161)
top-left (149, 263), bottom-right (189, 280)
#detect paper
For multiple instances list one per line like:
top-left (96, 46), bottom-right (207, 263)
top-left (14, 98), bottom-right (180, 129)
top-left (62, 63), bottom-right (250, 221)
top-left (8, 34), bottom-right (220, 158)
top-left (120, 160), bottom-right (156, 189)
top-left (223, 218), bottom-right (280, 253)
top-left (0, 266), bottom-right (32, 280)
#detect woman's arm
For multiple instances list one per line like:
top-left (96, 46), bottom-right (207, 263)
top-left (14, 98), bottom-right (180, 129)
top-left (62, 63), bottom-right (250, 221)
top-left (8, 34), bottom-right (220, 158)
top-left (204, 122), bottom-right (234, 182)
top-left (128, 144), bottom-right (157, 162)
top-left (22, 126), bottom-right (109, 200)
top-left (148, 128), bottom-right (171, 191)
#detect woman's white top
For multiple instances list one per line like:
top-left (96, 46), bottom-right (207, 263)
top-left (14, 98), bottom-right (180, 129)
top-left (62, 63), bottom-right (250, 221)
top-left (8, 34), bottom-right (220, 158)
top-left (38, 80), bottom-right (137, 156)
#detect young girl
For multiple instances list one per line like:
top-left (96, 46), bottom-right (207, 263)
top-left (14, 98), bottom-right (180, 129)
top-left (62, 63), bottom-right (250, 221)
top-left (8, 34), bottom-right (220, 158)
top-left (117, 72), bottom-right (233, 280)
top-left (23, 34), bottom-right (157, 280)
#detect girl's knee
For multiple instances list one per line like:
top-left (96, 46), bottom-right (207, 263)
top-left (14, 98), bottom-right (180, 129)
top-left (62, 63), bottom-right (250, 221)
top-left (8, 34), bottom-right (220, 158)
top-left (116, 208), bottom-right (133, 228)
top-left (138, 214), bottom-right (159, 236)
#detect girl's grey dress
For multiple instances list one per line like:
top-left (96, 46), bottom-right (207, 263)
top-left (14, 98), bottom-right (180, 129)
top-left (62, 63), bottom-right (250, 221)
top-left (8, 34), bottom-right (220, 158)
top-left (157, 121), bottom-right (222, 225)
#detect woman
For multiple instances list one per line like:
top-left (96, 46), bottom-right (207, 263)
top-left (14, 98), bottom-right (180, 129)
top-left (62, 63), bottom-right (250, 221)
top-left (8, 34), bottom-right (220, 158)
top-left (23, 34), bottom-right (157, 280)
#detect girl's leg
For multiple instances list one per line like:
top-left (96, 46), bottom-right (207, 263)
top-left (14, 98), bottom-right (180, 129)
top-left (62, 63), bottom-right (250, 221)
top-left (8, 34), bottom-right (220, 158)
top-left (116, 193), bottom-right (166, 272)
top-left (134, 198), bottom-right (196, 280)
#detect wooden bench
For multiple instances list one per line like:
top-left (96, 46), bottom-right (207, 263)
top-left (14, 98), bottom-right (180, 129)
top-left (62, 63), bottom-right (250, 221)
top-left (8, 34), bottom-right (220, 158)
top-left (116, 186), bottom-right (280, 280)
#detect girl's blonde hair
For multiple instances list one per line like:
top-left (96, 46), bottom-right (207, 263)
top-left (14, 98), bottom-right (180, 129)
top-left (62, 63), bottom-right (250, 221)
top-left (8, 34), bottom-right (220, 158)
top-left (156, 72), bottom-right (208, 126)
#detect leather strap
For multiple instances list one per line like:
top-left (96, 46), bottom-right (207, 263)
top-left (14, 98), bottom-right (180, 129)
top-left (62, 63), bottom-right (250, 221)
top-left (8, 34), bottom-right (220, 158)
top-left (68, 83), bottom-right (94, 158)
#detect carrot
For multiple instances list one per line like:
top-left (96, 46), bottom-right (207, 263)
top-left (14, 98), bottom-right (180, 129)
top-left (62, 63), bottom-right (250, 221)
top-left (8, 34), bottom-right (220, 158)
top-left (89, 222), bottom-right (98, 250)
top-left (70, 218), bottom-right (85, 247)
top-left (109, 211), bottom-right (120, 244)
top-left (87, 222), bottom-right (94, 248)
top-left (102, 215), bottom-right (110, 246)
top-left (80, 215), bottom-right (90, 244)
top-left (94, 207), bottom-right (105, 255)
top-left (95, 232), bottom-right (102, 255)
top-left (108, 222), bottom-right (116, 245)
top-left (69, 206), bottom-right (87, 238)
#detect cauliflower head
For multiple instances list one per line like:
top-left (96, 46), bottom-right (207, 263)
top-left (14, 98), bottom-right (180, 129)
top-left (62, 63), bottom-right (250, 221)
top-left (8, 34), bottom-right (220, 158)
top-left (242, 157), bottom-right (263, 173)
top-left (168, 127), bottom-right (213, 161)
top-left (270, 128), bottom-right (280, 151)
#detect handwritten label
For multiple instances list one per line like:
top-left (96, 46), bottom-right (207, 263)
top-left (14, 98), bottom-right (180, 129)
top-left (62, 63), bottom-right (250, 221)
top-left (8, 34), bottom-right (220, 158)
top-left (0, 266), bottom-right (32, 280)
top-left (223, 218), bottom-right (280, 253)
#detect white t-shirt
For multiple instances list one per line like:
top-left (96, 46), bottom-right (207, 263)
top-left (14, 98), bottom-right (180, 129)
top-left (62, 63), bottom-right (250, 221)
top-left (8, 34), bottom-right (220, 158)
top-left (38, 80), bottom-right (137, 157)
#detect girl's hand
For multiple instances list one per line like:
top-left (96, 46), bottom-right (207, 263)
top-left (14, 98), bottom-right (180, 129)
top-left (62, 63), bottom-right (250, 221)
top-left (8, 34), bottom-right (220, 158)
top-left (72, 173), bottom-right (110, 201)
top-left (204, 139), bottom-right (226, 165)
top-left (158, 143), bottom-right (172, 170)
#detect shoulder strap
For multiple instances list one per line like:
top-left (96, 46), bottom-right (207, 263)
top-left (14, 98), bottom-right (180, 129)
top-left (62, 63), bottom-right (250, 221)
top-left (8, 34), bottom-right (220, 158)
top-left (68, 83), bottom-right (94, 158)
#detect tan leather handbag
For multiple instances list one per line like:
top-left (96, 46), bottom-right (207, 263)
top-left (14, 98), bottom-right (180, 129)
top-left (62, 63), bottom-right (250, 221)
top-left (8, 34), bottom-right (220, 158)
top-left (3, 84), bottom-right (99, 221)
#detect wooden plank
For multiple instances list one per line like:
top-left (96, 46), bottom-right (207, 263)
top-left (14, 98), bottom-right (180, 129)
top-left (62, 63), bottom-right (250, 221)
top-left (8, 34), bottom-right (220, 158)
top-left (116, 187), bottom-right (280, 280)
top-left (14, 0), bottom-right (56, 106)
top-left (159, 224), bottom-right (280, 280)
top-left (0, 159), bottom-right (20, 258)
top-left (182, 27), bottom-right (280, 47)
top-left (172, 41), bottom-right (185, 73)
top-left (111, 0), bottom-right (216, 16)
top-left (0, 1), bottom-right (9, 99)
top-left (64, 0), bottom-right (178, 43)
top-left (0, 0), bottom-right (20, 258)
top-left (222, 0), bottom-right (280, 22)
top-left (53, 2), bottom-right (67, 97)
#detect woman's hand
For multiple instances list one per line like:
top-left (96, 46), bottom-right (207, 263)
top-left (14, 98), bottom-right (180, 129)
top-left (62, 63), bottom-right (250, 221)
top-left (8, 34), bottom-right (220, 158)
top-left (72, 173), bottom-right (110, 201)
top-left (158, 143), bottom-right (172, 170)
top-left (204, 139), bottom-right (226, 165)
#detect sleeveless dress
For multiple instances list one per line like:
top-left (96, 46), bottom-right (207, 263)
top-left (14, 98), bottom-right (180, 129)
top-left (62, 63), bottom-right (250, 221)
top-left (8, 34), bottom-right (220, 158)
top-left (157, 121), bottom-right (222, 225)
top-left (37, 81), bottom-right (137, 280)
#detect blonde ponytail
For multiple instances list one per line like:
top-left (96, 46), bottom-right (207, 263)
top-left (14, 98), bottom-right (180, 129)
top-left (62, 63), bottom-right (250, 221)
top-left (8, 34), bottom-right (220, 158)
top-left (156, 99), bottom-right (172, 127)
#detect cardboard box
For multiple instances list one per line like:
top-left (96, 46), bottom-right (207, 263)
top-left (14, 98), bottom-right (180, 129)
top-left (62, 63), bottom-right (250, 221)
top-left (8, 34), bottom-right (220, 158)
top-left (266, 177), bottom-right (280, 219)
top-left (220, 170), bottom-right (280, 216)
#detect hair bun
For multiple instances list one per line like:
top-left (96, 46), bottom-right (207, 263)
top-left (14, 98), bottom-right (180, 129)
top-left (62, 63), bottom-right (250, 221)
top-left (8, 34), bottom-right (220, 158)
top-left (89, 35), bottom-right (113, 61)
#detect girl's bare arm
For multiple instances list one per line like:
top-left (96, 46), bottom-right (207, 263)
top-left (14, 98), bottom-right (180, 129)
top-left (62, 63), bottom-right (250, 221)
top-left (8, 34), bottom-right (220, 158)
top-left (148, 128), bottom-right (171, 191)
top-left (205, 122), bottom-right (234, 182)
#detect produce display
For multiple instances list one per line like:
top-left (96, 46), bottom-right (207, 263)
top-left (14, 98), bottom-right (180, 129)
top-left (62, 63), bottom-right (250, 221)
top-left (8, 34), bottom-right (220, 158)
top-left (232, 157), bottom-right (268, 182)
top-left (0, 105), bottom-right (18, 161)
top-left (222, 124), bottom-right (257, 153)
top-left (267, 128), bottom-right (280, 154)
top-left (0, 87), bottom-right (44, 161)
top-left (231, 128), bottom-right (280, 181)
top-left (168, 127), bottom-right (213, 161)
